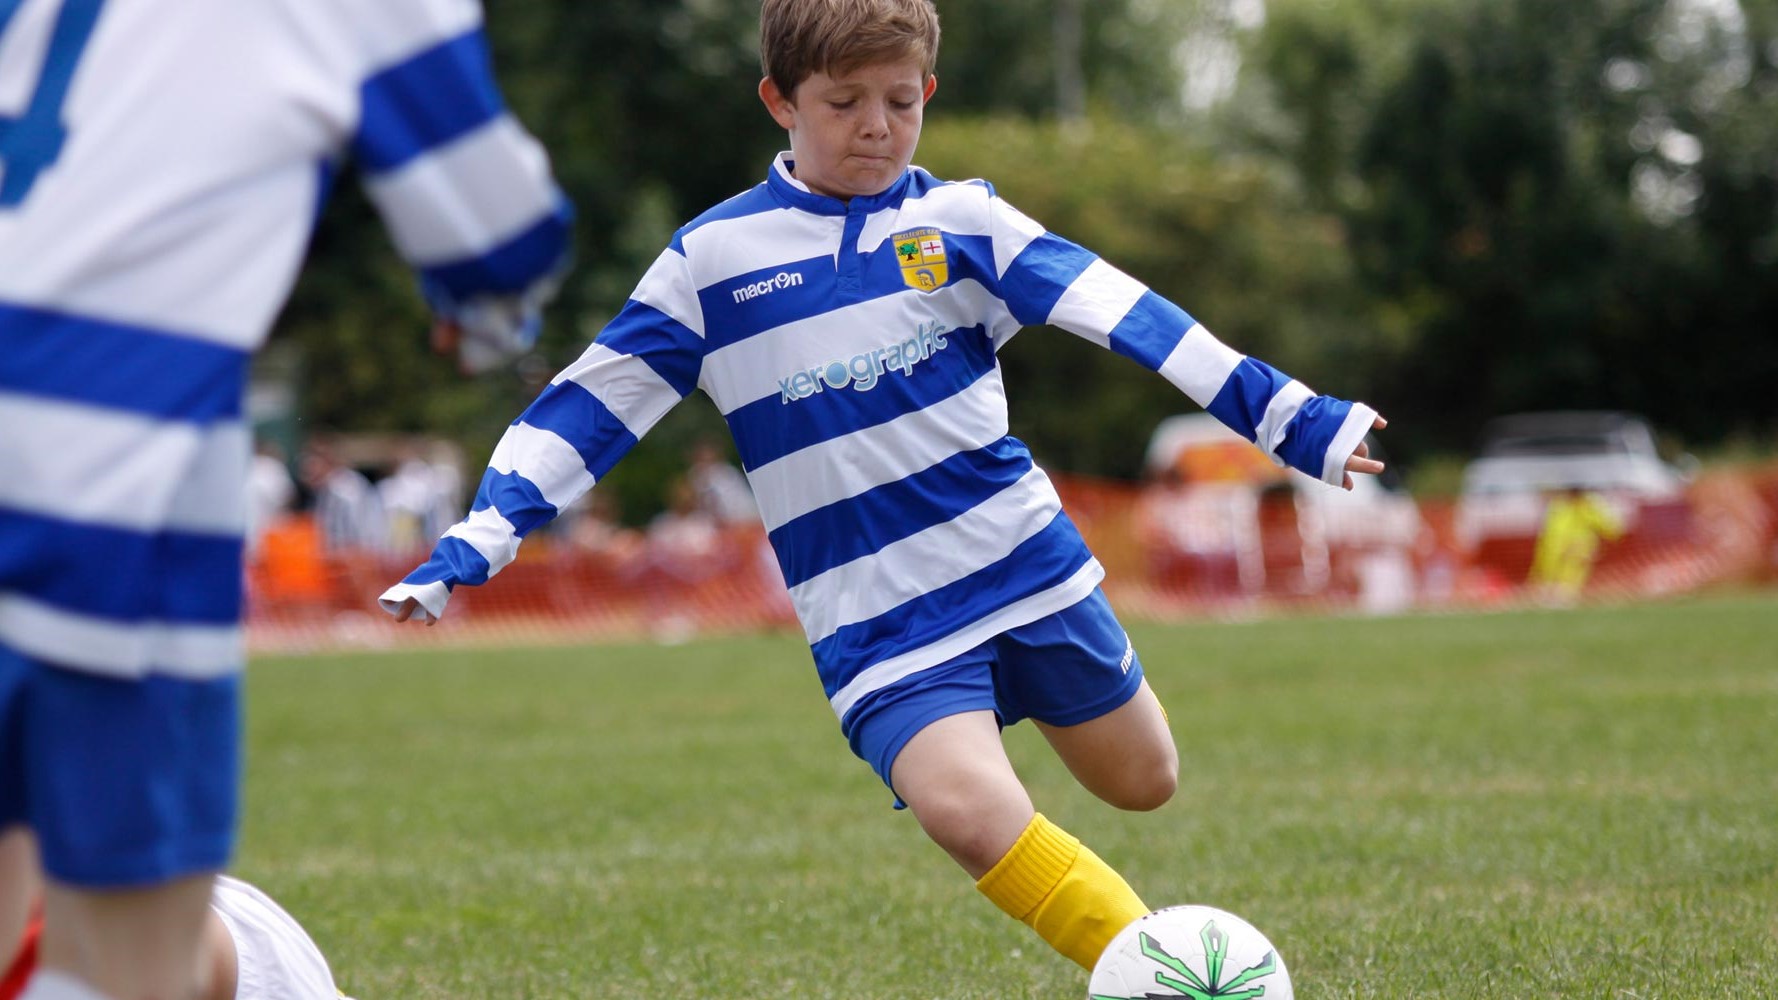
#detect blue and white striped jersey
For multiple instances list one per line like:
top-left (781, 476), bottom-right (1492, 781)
top-left (385, 154), bottom-right (1376, 720)
top-left (0, 0), bottom-right (571, 679)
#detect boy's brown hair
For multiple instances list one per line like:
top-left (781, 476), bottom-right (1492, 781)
top-left (760, 0), bottom-right (940, 100)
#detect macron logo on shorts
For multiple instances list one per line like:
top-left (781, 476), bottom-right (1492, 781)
top-left (1119, 637), bottom-right (1134, 675)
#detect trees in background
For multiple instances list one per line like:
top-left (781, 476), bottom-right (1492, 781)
top-left (271, 0), bottom-right (1777, 514)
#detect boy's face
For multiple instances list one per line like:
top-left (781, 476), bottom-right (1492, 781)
top-left (759, 58), bottom-right (937, 201)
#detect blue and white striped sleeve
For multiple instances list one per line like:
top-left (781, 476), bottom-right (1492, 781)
top-left (987, 193), bottom-right (1377, 487)
top-left (352, 6), bottom-right (574, 369)
top-left (380, 247), bottom-right (706, 619)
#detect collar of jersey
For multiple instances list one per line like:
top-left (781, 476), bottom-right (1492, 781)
top-left (767, 152), bottom-right (911, 216)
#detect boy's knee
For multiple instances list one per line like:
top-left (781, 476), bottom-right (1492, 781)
top-left (910, 790), bottom-right (1030, 875)
top-left (1100, 753), bottom-right (1177, 812)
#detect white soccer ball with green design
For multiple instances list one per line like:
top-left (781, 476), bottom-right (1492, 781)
top-left (1087, 904), bottom-right (1293, 1000)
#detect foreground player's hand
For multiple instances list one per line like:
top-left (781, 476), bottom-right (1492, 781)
top-left (391, 597), bottom-right (438, 626)
top-left (1341, 414), bottom-right (1389, 490)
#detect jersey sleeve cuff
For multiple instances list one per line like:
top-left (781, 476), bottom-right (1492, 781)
top-left (1320, 401), bottom-right (1379, 486)
top-left (378, 580), bottom-right (454, 621)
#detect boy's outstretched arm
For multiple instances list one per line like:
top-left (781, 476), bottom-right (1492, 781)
top-left (380, 247), bottom-right (706, 625)
top-left (984, 194), bottom-right (1387, 488)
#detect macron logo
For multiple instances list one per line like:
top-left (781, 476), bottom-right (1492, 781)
top-left (779, 320), bottom-right (950, 404)
top-left (733, 271), bottom-right (804, 303)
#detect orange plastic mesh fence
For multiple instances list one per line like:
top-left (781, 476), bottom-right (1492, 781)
top-left (247, 465), bottom-right (1778, 656)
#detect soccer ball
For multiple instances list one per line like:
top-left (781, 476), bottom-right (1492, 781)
top-left (1087, 905), bottom-right (1293, 1000)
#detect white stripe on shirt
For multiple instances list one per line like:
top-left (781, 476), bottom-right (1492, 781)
top-left (789, 464), bottom-right (1064, 643)
top-left (0, 391), bottom-right (246, 535)
top-left (1047, 258), bottom-right (1148, 348)
top-left (681, 208), bottom-right (844, 288)
top-left (746, 373), bottom-right (1011, 532)
top-left (1156, 323), bottom-right (1244, 407)
top-left (365, 115), bottom-right (557, 265)
top-left (490, 422), bottom-right (595, 512)
top-left (0, 592), bottom-right (243, 680)
top-left (552, 342), bottom-right (683, 438)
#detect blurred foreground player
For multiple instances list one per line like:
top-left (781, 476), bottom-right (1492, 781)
top-left (0, 1), bottom-right (572, 998)
top-left (3, 842), bottom-right (353, 1000)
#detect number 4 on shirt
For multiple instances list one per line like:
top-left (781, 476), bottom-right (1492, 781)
top-left (0, 0), bottom-right (107, 208)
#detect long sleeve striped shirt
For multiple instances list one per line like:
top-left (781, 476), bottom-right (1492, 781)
top-left (383, 154), bottom-right (1375, 720)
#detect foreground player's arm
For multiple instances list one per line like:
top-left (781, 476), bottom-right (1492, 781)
top-left (381, 247), bottom-right (706, 623)
top-left (351, 0), bottom-right (574, 373)
top-left (985, 193), bottom-right (1383, 488)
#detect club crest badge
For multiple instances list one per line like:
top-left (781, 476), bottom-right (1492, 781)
top-left (891, 227), bottom-right (949, 292)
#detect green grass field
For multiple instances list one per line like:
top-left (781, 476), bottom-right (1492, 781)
top-left (237, 592), bottom-right (1778, 998)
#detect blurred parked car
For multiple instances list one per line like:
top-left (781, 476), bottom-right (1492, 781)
top-left (1453, 411), bottom-right (1696, 581)
top-left (1140, 414), bottom-right (1422, 608)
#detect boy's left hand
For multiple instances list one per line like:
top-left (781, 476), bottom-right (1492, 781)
top-left (1341, 414), bottom-right (1389, 490)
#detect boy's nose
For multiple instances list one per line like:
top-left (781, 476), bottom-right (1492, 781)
top-left (859, 102), bottom-right (890, 137)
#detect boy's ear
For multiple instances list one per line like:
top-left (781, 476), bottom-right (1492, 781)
top-left (759, 76), bottom-right (797, 130)
top-left (923, 74), bottom-right (938, 103)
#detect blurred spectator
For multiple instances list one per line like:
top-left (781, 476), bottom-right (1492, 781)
top-left (301, 439), bottom-right (387, 552)
top-left (246, 439), bottom-right (297, 560)
top-left (687, 438), bottom-right (758, 526)
top-left (558, 490), bottom-right (644, 571)
top-left (1134, 467), bottom-right (1263, 597)
top-left (379, 441), bottom-right (461, 553)
top-left (640, 477), bottom-right (724, 583)
top-left (1528, 487), bottom-right (1624, 602)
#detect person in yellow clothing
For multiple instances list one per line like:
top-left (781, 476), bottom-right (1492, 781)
top-left (1528, 488), bottom-right (1625, 601)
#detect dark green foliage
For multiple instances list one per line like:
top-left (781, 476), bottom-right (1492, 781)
top-left (271, 0), bottom-right (1778, 515)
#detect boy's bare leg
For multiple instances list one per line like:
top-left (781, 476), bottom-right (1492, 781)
top-left (0, 826), bottom-right (37, 964)
top-left (890, 711), bottom-right (1034, 878)
top-left (1034, 679), bottom-right (1177, 812)
top-left (37, 874), bottom-right (217, 1000)
top-left (894, 710), bottom-right (1153, 969)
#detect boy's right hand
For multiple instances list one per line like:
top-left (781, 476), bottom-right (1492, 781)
top-left (1340, 414), bottom-right (1389, 490)
top-left (388, 597), bottom-right (438, 626)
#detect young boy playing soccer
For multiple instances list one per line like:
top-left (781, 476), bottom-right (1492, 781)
top-left (382, 0), bottom-right (1387, 974)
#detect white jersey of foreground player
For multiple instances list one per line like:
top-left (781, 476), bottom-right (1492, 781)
top-left (0, 0), bottom-right (570, 679)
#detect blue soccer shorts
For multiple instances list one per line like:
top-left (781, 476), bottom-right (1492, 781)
top-left (0, 643), bottom-right (239, 887)
top-left (842, 586), bottom-right (1145, 802)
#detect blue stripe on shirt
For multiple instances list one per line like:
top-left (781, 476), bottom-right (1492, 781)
top-left (679, 185), bottom-right (782, 235)
top-left (595, 302), bottom-right (704, 399)
top-left (419, 194), bottom-right (573, 300)
top-left (1275, 395), bottom-right (1353, 476)
top-left (356, 29), bottom-right (505, 175)
top-left (470, 468), bottom-right (557, 538)
top-left (1107, 291), bottom-right (1195, 371)
top-left (0, 507), bottom-right (242, 624)
top-left (810, 508), bottom-right (1094, 698)
top-left (768, 438), bottom-right (1035, 589)
top-left (401, 535), bottom-right (490, 589)
top-left (1205, 356), bottom-right (1293, 443)
top-left (723, 326), bottom-right (997, 473)
top-left (516, 381), bottom-right (641, 483)
top-left (0, 301), bottom-right (246, 421)
top-left (699, 256), bottom-right (839, 353)
top-left (997, 233), bottom-right (1096, 327)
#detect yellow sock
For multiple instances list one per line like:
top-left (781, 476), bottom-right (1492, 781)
top-left (975, 813), bottom-right (1149, 970)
